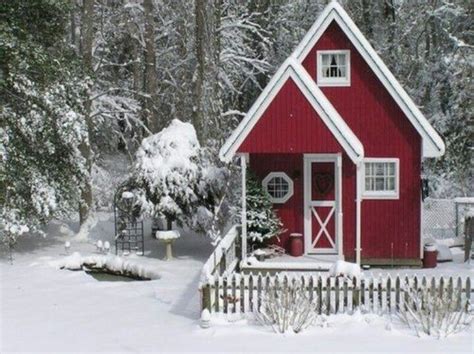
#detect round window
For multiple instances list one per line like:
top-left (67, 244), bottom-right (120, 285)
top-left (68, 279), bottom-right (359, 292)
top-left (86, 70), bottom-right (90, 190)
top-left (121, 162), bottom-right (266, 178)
top-left (262, 172), bottom-right (294, 203)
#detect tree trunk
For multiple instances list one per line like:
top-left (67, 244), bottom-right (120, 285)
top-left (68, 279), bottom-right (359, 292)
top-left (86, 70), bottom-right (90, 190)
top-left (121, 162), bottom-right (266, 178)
top-left (143, 0), bottom-right (159, 133)
top-left (193, 0), bottom-right (206, 143)
top-left (79, 0), bottom-right (94, 225)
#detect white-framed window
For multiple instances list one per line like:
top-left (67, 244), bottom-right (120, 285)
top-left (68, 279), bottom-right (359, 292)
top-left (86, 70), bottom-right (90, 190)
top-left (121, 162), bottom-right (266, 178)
top-left (317, 50), bottom-right (350, 86)
top-left (363, 158), bottom-right (399, 199)
top-left (262, 172), bottom-right (294, 204)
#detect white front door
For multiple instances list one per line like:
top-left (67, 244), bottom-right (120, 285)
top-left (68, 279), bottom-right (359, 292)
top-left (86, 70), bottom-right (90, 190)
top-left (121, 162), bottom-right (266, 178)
top-left (304, 154), bottom-right (343, 256)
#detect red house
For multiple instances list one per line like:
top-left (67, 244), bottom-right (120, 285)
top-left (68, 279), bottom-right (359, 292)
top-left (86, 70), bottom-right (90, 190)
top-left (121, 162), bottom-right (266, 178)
top-left (220, 1), bottom-right (444, 268)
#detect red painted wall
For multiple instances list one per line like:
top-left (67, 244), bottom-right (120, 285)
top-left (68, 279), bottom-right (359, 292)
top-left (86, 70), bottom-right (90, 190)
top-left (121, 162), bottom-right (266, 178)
top-left (238, 21), bottom-right (422, 261)
top-left (248, 153), bottom-right (356, 259)
top-left (302, 21), bottom-right (421, 260)
top-left (238, 76), bottom-right (358, 258)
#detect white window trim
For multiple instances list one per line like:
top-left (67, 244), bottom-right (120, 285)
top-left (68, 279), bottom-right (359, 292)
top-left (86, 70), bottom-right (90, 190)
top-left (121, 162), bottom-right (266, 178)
top-left (317, 50), bottom-right (351, 87)
top-left (262, 172), bottom-right (294, 204)
top-left (362, 158), bottom-right (399, 200)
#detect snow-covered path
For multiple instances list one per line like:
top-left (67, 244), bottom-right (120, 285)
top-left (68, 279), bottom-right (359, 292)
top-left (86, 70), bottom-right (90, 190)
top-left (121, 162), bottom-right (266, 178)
top-left (0, 214), bottom-right (472, 353)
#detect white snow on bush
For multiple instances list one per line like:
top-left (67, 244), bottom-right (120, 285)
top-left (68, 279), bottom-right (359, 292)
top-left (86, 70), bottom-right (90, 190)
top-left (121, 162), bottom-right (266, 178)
top-left (155, 230), bottom-right (180, 240)
top-left (329, 260), bottom-right (362, 279)
top-left (135, 119), bottom-right (199, 187)
top-left (53, 252), bottom-right (161, 280)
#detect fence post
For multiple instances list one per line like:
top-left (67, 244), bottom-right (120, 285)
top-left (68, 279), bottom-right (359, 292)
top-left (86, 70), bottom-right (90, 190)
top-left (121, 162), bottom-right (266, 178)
top-left (202, 284), bottom-right (211, 312)
top-left (465, 216), bottom-right (473, 262)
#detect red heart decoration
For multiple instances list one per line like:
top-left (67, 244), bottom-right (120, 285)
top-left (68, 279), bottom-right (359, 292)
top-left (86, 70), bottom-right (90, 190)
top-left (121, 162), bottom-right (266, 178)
top-left (314, 173), bottom-right (333, 194)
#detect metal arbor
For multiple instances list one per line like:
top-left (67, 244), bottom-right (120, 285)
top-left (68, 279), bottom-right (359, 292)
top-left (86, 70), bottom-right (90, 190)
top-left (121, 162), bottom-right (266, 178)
top-left (113, 183), bottom-right (144, 255)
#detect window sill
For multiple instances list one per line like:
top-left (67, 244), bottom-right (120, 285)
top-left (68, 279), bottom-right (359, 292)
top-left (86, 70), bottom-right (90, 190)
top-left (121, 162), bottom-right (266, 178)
top-left (362, 192), bottom-right (399, 200)
top-left (317, 80), bottom-right (351, 87)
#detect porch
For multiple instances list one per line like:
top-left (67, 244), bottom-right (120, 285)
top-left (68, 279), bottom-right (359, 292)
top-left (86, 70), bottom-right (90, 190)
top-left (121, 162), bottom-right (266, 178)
top-left (238, 153), bottom-right (356, 266)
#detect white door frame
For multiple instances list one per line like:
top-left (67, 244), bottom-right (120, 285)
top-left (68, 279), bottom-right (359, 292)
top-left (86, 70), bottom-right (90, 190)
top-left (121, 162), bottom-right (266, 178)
top-left (304, 153), bottom-right (343, 258)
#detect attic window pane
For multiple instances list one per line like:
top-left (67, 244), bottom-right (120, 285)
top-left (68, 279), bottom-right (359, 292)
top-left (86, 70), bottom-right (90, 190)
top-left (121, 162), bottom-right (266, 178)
top-left (318, 51), bottom-right (350, 85)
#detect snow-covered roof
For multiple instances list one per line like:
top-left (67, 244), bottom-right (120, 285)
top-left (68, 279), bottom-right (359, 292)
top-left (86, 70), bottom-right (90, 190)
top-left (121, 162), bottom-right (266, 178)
top-left (220, 1), bottom-right (445, 161)
top-left (219, 58), bottom-right (364, 163)
top-left (292, 1), bottom-right (445, 158)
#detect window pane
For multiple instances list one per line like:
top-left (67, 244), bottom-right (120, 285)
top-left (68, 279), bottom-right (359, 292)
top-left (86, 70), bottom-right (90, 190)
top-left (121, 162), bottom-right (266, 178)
top-left (266, 176), bottom-right (290, 199)
top-left (337, 54), bottom-right (346, 65)
top-left (375, 163), bottom-right (384, 176)
top-left (386, 177), bottom-right (395, 190)
top-left (387, 163), bottom-right (395, 176)
top-left (322, 54), bottom-right (329, 66)
top-left (375, 177), bottom-right (384, 190)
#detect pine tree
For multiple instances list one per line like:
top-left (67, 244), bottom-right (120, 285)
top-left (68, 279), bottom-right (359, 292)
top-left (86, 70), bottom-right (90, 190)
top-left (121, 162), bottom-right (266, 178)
top-left (245, 173), bottom-right (284, 246)
top-left (0, 0), bottom-right (88, 254)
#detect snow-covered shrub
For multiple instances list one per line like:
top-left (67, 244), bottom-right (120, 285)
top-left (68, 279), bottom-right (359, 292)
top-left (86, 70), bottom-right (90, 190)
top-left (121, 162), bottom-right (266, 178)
top-left (254, 279), bottom-right (321, 334)
top-left (396, 284), bottom-right (472, 338)
top-left (130, 119), bottom-right (228, 236)
top-left (234, 172), bottom-right (284, 247)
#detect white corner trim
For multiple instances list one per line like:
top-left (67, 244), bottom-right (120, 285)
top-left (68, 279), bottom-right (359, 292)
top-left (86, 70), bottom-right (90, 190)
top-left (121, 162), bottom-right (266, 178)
top-left (292, 2), bottom-right (445, 158)
top-left (262, 172), bottom-right (294, 204)
top-left (362, 158), bottom-right (400, 200)
top-left (317, 50), bottom-right (351, 87)
top-left (219, 59), bottom-right (364, 163)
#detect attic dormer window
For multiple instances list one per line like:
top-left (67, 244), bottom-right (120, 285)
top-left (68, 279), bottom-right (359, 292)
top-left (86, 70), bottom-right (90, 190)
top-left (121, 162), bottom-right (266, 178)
top-left (317, 50), bottom-right (350, 86)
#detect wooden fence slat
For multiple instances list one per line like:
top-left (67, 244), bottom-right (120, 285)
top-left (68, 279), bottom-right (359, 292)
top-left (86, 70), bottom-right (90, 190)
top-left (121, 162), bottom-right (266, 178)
top-left (214, 277), bottom-right (219, 312)
top-left (335, 277), bottom-right (340, 313)
top-left (248, 275), bottom-right (254, 312)
top-left (386, 276), bottom-right (392, 313)
top-left (352, 276), bottom-right (359, 312)
top-left (369, 278), bottom-right (374, 312)
top-left (343, 278), bottom-right (348, 313)
top-left (326, 276), bottom-right (331, 315)
top-left (361, 277), bottom-right (366, 309)
top-left (223, 276), bottom-right (228, 313)
top-left (456, 277), bottom-right (462, 311)
top-left (377, 276), bottom-right (383, 313)
top-left (447, 277), bottom-right (454, 303)
top-left (316, 276), bottom-right (322, 313)
top-left (257, 274), bottom-right (263, 311)
top-left (395, 276), bottom-right (400, 310)
top-left (466, 277), bottom-right (471, 302)
top-left (230, 273), bottom-right (237, 313)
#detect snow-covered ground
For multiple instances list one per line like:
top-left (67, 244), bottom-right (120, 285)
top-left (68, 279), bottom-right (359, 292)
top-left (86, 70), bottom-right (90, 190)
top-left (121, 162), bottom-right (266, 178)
top-left (1, 213), bottom-right (472, 353)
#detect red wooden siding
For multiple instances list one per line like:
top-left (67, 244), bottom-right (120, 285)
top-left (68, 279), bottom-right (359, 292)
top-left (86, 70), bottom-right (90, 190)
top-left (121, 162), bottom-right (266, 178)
top-left (237, 78), bottom-right (342, 154)
top-left (302, 21), bottom-right (422, 260)
top-left (249, 153), bottom-right (357, 260)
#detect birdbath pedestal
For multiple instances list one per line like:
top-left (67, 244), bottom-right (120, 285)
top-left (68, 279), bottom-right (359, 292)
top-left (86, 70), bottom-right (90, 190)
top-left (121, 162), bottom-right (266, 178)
top-left (155, 230), bottom-right (180, 260)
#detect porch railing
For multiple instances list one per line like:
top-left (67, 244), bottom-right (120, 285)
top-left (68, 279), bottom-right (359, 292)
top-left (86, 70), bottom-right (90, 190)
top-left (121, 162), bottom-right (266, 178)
top-left (201, 226), bottom-right (241, 278)
top-left (201, 273), bottom-right (472, 315)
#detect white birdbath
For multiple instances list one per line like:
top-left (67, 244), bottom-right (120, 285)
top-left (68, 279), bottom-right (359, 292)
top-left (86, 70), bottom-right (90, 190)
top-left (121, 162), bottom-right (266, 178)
top-left (155, 230), bottom-right (180, 260)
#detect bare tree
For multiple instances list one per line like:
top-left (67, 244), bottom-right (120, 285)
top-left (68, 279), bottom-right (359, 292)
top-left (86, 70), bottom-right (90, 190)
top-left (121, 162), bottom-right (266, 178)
top-left (79, 0), bottom-right (94, 225)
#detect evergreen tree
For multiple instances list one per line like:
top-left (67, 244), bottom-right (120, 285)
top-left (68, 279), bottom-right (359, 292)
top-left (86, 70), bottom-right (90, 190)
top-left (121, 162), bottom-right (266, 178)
top-left (0, 1), bottom-right (88, 254)
top-left (245, 173), bottom-right (284, 246)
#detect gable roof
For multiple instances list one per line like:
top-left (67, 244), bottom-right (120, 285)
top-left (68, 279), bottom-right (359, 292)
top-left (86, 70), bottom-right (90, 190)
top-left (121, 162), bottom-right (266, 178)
top-left (292, 1), bottom-right (445, 157)
top-left (219, 58), bottom-right (364, 163)
top-left (220, 1), bottom-right (444, 162)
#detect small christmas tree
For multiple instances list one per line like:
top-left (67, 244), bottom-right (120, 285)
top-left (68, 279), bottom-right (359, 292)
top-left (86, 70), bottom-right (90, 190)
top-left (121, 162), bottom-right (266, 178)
top-left (245, 173), bottom-right (284, 246)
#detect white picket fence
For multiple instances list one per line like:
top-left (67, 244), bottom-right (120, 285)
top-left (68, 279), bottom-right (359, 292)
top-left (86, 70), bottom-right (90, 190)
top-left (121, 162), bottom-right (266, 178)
top-left (201, 274), bottom-right (472, 315)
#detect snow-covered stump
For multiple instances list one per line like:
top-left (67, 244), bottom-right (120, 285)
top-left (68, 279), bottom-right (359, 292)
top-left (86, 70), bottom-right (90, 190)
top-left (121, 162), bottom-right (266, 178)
top-left (155, 230), bottom-right (180, 260)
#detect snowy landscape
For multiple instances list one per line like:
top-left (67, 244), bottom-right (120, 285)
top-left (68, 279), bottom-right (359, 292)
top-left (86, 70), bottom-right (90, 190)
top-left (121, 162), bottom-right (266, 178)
top-left (1, 0), bottom-right (473, 353)
top-left (1, 214), bottom-right (472, 353)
